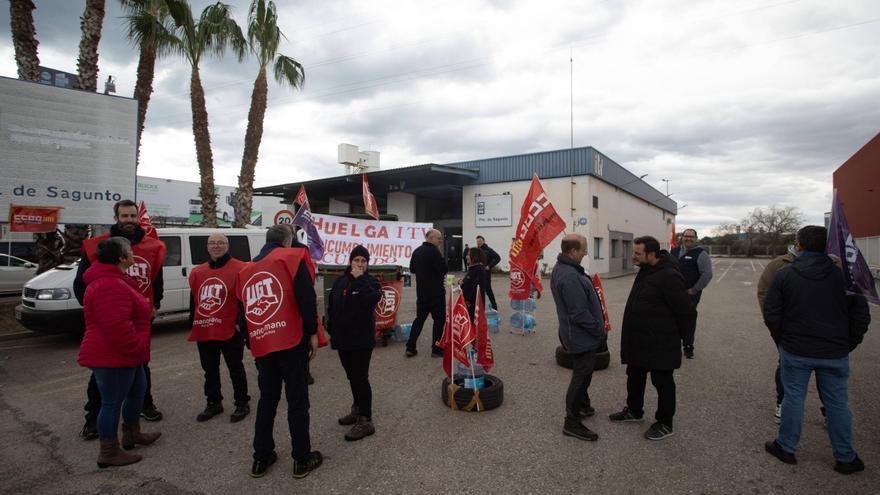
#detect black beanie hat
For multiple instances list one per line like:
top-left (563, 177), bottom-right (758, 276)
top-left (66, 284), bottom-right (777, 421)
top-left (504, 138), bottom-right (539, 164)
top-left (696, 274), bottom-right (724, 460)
top-left (350, 245), bottom-right (370, 263)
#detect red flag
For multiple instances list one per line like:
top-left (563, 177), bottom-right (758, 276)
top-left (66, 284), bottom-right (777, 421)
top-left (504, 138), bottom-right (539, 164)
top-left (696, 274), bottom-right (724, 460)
top-left (8, 205), bottom-right (62, 233)
top-left (670, 222), bottom-right (677, 250)
top-left (138, 201), bottom-right (158, 239)
top-left (592, 274), bottom-right (612, 333)
top-left (509, 175), bottom-right (566, 300)
top-left (437, 291), bottom-right (474, 377)
top-left (362, 174), bottom-right (380, 220)
top-left (474, 287), bottom-right (494, 372)
top-left (294, 185), bottom-right (308, 206)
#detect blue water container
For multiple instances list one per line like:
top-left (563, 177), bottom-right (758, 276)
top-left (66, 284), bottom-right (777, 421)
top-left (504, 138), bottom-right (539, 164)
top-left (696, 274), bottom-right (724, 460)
top-left (510, 298), bottom-right (537, 312)
top-left (392, 323), bottom-right (412, 342)
top-left (486, 307), bottom-right (501, 334)
top-left (455, 356), bottom-right (485, 389)
top-left (510, 312), bottom-right (536, 330)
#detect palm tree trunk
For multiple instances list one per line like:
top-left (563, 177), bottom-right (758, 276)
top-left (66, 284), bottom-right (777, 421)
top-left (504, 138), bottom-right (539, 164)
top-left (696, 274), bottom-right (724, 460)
top-left (9, 0), bottom-right (40, 82)
top-left (75, 0), bottom-right (105, 91)
top-left (234, 67), bottom-right (269, 227)
top-left (190, 67), bottom-right (218, 227)
top-left (134, 41), bottom-right (157, 169)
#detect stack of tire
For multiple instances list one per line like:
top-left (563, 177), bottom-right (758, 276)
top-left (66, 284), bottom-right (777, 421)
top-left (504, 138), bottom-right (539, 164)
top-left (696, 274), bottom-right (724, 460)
top-left (555, 342), bottom-right (611, 371)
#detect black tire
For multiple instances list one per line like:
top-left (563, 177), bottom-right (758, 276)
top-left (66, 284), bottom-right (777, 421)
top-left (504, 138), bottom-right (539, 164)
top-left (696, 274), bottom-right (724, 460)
top-left (440, 374), bottom-right (504, 411)
top-left (556, 344), bottom-right (611, 371)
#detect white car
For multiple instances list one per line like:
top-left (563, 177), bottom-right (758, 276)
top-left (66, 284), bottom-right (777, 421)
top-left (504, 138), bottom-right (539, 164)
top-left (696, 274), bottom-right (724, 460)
top-left (0, 253), bottom-right (38, 295)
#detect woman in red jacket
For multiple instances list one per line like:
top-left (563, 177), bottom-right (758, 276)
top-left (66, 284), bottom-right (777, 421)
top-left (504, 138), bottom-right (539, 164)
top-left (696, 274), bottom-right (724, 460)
top-left (77, 237), bottom-right (160, 468)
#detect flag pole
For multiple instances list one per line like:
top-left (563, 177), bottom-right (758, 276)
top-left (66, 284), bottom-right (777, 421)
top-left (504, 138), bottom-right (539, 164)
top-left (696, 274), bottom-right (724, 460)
top-left (448, 280), bottom-right (454, 381)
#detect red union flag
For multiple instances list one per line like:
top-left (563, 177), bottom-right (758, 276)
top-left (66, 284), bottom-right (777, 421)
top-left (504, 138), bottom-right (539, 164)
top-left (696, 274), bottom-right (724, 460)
top-left (294, 185), bottom-right (308, 206)
top-left (138, 201), bottom-right (158, 239)
top-left (437, 292), bottom-right (474, 377)
top-left (509, 175), bottom-right (566, 300)
top-left (474, 287), bottom-right (494, 372)
top-left (592, 274), bottom-right (612, 333)
top-left (670, 222), bottom-right (677, 250)
top-left (362, 174), bottom-right (380, 220)
top-left (374, 280), bottom-right (403, 330)
top-left (9, 205), bottom-right (62, 233)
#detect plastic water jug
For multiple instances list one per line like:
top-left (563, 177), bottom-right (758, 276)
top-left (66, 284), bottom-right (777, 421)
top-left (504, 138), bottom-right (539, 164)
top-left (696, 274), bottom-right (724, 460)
top-left (485, 307), bottom-right (501, 334)
top-left (510, 298), bottom-right (537, 312)
top-left (455, 352), bottom-right (485, 389)
top-left (392, 323), bottom-right (412, 342)
top-left (510, 312), bottom-right (536, 330)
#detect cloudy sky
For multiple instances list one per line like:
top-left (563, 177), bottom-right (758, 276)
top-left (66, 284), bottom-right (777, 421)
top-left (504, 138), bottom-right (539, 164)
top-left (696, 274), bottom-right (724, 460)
top-left (2, 0), bottom-right (878, 233)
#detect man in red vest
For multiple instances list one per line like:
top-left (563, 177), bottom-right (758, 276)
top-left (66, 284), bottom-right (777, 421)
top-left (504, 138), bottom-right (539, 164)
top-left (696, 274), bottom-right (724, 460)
top-left (237, 225), bottom-right (322, 479)
top-left (187, 233), bottom-right (250, 423)
top-left (74, 199), bottom-right (166, 440)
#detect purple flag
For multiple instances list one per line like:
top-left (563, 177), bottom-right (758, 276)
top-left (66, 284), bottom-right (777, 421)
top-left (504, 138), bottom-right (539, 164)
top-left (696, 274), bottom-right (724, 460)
top-left (292, 200), bottom-right (325, 261)
top-left (826, 191), bottom-right (879, 305)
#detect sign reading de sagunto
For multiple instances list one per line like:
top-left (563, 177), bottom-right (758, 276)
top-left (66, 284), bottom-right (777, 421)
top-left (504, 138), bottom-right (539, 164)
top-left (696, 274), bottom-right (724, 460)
top-left (0, 76), bottom-right (137, 225)
top-left (475, 193), bottom-right (512, 227)
top-left (310, 214), bottom-right (433, 266)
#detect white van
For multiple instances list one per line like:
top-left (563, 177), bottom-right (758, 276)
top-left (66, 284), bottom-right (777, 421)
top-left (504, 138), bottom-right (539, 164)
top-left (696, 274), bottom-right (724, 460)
top-left (15, 228), bottom-right (268, 333)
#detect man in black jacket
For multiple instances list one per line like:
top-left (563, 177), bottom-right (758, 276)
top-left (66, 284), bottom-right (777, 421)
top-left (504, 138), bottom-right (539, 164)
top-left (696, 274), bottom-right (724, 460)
top-left (609, 236), bottom-right (696, 441)
top-left (406, 229), bottom-right (447, 357)
top-left (670, 228), bottom-right (712, 359)
top-left (762, 226), bottom-right (870, 474)
top-left (476, 235), bottom-right (501, 309)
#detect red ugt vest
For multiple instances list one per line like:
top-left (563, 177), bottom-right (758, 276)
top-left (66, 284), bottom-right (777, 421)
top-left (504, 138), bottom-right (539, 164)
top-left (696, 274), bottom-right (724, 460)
top-left (188, 257), bottom-right (246, 342)
top-left (82, 233), bottom-right (166, 308)
top-left (236, 247), bottom-right (309, 359)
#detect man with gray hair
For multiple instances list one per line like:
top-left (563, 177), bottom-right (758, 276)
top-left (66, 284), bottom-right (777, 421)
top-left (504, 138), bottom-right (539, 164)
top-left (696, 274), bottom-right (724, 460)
top-left (406, 229), bottom-right (447, 357)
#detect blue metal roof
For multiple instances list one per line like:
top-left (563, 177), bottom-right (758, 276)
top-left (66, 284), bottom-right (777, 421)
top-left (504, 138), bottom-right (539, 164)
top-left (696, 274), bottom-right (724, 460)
top-left (443, 146), bottom-right (676, 214)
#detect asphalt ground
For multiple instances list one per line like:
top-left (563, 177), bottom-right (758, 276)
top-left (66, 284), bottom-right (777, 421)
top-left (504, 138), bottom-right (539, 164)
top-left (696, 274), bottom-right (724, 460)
top-left (0, 257), bottom-right (878, 494)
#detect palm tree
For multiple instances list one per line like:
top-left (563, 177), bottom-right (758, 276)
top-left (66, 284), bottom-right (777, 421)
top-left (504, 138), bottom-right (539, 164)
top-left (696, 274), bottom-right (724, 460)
top-left (75, 0), bottom-right (105, 91)
top-left (232, 0), bottom-right (304, 227)
top-left (120, 0), bottom-right (178, 168)
top-left (166, 2), bottom-right (245, 227)
top-left (9, 0), bottom-right (40, 81)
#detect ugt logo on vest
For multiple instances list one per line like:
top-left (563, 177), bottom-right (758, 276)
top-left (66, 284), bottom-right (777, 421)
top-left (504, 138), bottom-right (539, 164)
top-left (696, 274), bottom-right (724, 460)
top-left (376, 284), bottom-right (400, 319)
top-left (243, 272), bottom-right (284, 325)
top-left (126, 256), bottom-right (152, 292)
top-left (197, 277), bottom-right (228, 316)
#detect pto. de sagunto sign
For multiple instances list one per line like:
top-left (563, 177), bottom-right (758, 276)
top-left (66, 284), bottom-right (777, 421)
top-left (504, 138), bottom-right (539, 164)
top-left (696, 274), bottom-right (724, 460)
top-left (0, 76), bottom-right (137, 225)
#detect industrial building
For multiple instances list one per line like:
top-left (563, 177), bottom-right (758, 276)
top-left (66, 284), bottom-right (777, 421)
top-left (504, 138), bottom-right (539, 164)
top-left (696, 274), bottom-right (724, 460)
top-left (833, 132), bottom-right (880, 268)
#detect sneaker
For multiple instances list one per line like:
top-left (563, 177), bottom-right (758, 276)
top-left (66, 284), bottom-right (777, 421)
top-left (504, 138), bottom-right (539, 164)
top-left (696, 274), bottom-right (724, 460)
top-left (764, 440), bottom-right (797, 465)
top-left (140, 405), bottom-right (163, 422)
top-left (683, 347), bottom-right (694, 359)
top-left (644, 421), bottom-right (674, 441)
top-left (338, 406), bottom-right (360, 426)
top-left (609, 407), bottom-right (644, 422)
top-left (405, 349), bottom-right (418, 358)
top-left (196, 402), bottom-right (223, 422)
top-left (563, 418), bottom-right (599, 441)
top-left (774, 403), bottom-right (782, 424)
top-left (292, 451), bottom-right (323, 479)
top-left (230, 403), bottom-right (250, 423)
top-left (250, 451), bottom-right (278, 478)
top-left (344, 416), bottom-right (376, 441)
top-left (80, 418), bottom-right (98, 441)
top-left (834, 455), bottom-right (865, 475)
top-left (575, 406), bottom-right (596, 419)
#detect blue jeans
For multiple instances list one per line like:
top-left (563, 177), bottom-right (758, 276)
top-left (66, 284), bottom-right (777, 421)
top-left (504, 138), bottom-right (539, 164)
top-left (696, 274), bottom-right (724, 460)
top-left (92, 366), bottom-right (147, 441)
top-left (776, 348), bottom-right (856, 462)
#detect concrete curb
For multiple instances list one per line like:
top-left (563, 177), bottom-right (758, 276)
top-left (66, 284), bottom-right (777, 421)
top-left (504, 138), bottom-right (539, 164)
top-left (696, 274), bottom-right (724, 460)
top-left (0, 330), bottom-right (37, 342)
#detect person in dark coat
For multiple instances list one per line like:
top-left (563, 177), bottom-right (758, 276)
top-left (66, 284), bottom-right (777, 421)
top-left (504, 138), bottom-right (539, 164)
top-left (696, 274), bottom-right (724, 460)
top-left (406, 229), bottom-right (447, 357)
top-left (762, 226), bottom-right (870, 474)
top-left (327, 245), bottom-right (382, 442)
top-left (460, 247), bottom-right (490, 321)
top-left (609, 235), bottom-right (696, 441)
top-left (476, 235), bottom-right (501, 309)
top-left (670, 228), bottom-right (712, 359)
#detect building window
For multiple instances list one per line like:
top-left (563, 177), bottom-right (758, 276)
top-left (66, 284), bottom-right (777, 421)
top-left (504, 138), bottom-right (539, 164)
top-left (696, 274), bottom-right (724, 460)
top-left (593, 238), bottom-right (603, 259)
top-left (592, 195), bottom-right (599, 209)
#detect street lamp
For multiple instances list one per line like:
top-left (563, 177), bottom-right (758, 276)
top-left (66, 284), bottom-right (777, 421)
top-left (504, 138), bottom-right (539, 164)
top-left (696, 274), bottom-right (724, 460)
top-left (661, 178), bottom-right (670, 196)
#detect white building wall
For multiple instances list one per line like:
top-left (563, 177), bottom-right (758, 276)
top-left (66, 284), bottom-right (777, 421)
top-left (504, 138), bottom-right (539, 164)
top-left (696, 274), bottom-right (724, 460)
top-left (387, 192), bottom-right (416, 222)
top-left (463, 176), bottom-right (673, 276)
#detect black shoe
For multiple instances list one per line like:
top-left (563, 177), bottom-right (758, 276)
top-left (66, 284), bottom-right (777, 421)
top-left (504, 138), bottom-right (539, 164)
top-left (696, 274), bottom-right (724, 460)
top-left (80, 419), bottom-right (98, 441)
top-left (563, 418), bottom-right (599, 441)
top-left (250, 451), bottom-right (278, 478)
top-left (140, 405), bottom-right (163, 422)
top-left (344, 416), bottom-right (376, 441)
top-left (576, 406), bottom-right (596, 419)
top-left (683, 347), bottom-right (694, 359)
top-left (644, 421), bottom-right (674, 441)
top-left (230, 403), bottom-right (250, 423)
top-left (307, 372), bottom-right (315, 386)
top-left (292, 451), bottom-right (323, 479)
top-left (431, 350), bottom-right (444, 358)
top-left (405, 349), bottom-right (417, 358)
top-left (338, 406), bottom-right (359, 426)
top-left (197, 402), bottom-right (223, 422)
top-left (834, 455), bottom-right (865, 475)
top-left (764, 440), bottom-right (797, 465)
top-left (609, 407), bottom-right (644, 422)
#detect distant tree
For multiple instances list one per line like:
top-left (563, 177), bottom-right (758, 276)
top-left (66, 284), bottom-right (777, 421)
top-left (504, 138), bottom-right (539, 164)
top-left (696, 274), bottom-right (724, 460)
top-left (747, 205), bottom-right (803, 256)
top-left (75, 0), bottom-right (105, 91)
top-left (9, 0), bottom-right (40, 81)
top-left (232, 0), bottom-right (304, 227)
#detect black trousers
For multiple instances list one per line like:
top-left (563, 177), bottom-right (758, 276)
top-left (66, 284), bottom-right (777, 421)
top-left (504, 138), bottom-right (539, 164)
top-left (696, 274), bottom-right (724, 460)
top-left (197, 335), bottom-right (250, 405)
top-left (565, 350), bottom-right (596, 419)
top-left (407, 297), bottom-right (446, 353)
top-left (85, 363), bottom-right (155, 420)
top-left (338, 349), bottom-right (373, 418)
top-left (485, 274), bottom-right (498, 309)
top-left (626, 364), bottom-right (676, 428)
top-left (682, 291), bottom-right (702, 349)
top-left (253, 345), bottom-right (311, 462)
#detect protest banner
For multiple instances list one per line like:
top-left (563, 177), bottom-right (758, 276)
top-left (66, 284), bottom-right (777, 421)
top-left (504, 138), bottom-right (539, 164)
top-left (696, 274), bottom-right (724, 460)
top-left (310, 213), bottom-right (433, 266)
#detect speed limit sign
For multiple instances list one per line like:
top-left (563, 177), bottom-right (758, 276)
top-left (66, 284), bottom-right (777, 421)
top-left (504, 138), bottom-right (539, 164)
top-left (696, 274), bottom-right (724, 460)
top-left (274, 210), bottom-right (295, 225)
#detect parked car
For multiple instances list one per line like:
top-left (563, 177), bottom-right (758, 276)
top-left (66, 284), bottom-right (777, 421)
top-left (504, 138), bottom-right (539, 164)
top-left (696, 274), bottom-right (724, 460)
top-left (0, 254), bottom-right (38, 295)
top-left (15, 228), bottom-right (267, 333)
